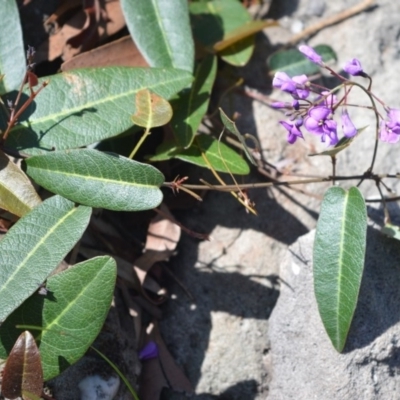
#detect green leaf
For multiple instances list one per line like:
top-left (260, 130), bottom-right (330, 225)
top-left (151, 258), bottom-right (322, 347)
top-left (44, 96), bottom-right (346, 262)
top-left (219, 108), bottom-right (257, 166)
top-left (382, 223), bottom-right (400, 241)
top-left (309, 126), bottom-right (367, 157)
top-left (120, 0), bottom-right (194, 72)
top-left (0, 195), bottom-right (91, 322)
top-left (0, 256), bottom-right (117, 380)
top-left (131, 89), bottom-right (173, 128)
top-left (190, 0), bottom-right (254, 66)
top-left (0, 1), bottom-right (26, 94)
top-left (0, 150), bottom-right (41, 217)
top-left (150, 134), bottom-right (250, 175)
top-left (2, 67), bottom-right (193, 155)
top-left (313, 186), bottom-right (367, 352)
top-left (25, 149), bottom-right (164, 211)
top-left (213, 20), bottom-right (277, 52)
top-left (171, 55), bottom-right (217, 148)
top-left (268, 44), bottom-right (337, 77)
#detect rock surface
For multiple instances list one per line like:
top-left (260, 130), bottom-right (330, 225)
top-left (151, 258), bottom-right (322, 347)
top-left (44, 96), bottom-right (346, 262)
top-left (160, 0), bottom-right (400, 399)
top-left (268, 228), bottom-right (400, 399)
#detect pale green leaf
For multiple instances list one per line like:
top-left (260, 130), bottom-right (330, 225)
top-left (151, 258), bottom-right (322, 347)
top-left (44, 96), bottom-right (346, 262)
top-left (0, 150), bottom-right (41, 217)
top-left (131, 89), bottom-right (173, 129)
top-left (0, 195), bottom-right (92, 322)
top-left (0, 256), bottom-right (116, 380)
top-left (0, 1), bottom-right (25, 94)
top-left (219, 108), bottom-right (257, 166)
top-left (25, 149), bottom-right (164, 211)
top-left (313, 186), bottom-right (367, 352)
top-left (121, 0), bottom-right (194, 72)
top-left (2, 67), bottom-right (193, 155)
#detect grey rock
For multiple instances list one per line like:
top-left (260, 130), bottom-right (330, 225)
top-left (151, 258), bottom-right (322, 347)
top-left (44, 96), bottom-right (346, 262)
top-left (268, 228), bottom-right (400, 400)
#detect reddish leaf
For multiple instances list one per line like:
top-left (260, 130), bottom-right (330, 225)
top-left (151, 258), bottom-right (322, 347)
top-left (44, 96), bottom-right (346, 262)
top-left (2, 331), bottom-right (43, 400)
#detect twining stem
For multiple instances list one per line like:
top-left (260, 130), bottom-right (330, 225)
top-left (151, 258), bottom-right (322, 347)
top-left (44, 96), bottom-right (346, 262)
top-left (129, 127), bottom-right (150, 159)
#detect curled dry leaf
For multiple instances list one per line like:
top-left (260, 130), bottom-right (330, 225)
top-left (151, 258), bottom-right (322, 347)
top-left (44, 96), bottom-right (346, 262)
top-left (133, 204), bottom-right (181, 298)
top-left (61, 35), bottom-right (149, 71)
top-left (2, 331), bottom-right (43, 400)
top-left (36, 0), bottom-right (126, 63)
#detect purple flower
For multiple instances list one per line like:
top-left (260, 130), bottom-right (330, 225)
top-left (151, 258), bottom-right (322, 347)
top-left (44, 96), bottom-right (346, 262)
top-left (343, 58), bottom-right (364, 76)
top-left (320, 91), bottom-right (338, 109)
top-left (341, 109), bottom-right (357, 137)
top-left (298, 45), bottom-right (323, 65)
top-left (379, 108), bottom-right (400, 143)
top-left (292, 75), bottom-right (310, 99)
top-left (139, 341), bottom-right (159, 361)
top-left (379, 121), bottom-right (400, 143)
top-left (280, 120), bottom-right (304, 144)
top-left (272, 72), bottom-right (296, 93)
top-left (304, 106), bottom-right (338, 145)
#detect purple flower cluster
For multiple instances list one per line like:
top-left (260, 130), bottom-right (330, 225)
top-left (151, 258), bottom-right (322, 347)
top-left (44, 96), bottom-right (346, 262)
top-left (274, 45), bottom-right (400, 145)
top-left (272, 45), bottom-right (364, 146)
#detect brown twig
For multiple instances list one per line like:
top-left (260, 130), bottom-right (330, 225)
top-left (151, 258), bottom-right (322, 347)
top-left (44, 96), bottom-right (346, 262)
top-left (287, 0), bottom-right (376, 46)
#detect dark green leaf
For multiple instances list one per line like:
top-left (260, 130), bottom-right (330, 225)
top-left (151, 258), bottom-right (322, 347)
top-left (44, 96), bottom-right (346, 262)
top-left (0, 256), bottom-right (117, 380)
top-left (2, 67), bottom-right (193, 155)
top-left (25, 149), bottom-right (164, 211)
top-left (121, 0), bottom-right (194, 72)
top-left (171, 55), bottom-right (217, 148)
top-left (190, 0), bottom-right (254, 66)
top-left (313, 186), bottom-right (367, 352)
top-left (268, 44), bottom-right (337, 76)
top-left (0, 1), bottom-right (25, 94)
top-left (0, 195), bottom-right (91, 322)
top-left (150, 134), bottom-right (250, 175)
top-left (0, 150), bottom-right (41, 217)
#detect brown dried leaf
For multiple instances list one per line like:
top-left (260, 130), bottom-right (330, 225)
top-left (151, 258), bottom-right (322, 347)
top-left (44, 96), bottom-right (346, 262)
top-left (2, 331), bottom-right (43, 400)
top-left (61, 35), bottom-right (149, 71)
top-left (133, 204), bottom-right (181, 286)
top-left (36, 0), bottom-right (126, 63)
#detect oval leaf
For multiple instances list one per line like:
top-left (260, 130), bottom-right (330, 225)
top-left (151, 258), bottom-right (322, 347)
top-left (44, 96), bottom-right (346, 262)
top-left (171, 55), bottom-right (217, 148)
top-left (190, 0), bottom-right (254, 66)
top-left (0, 150), bottom-right (41, 217)
top-left (121, 0), bottom-right (194, 72)
top-left (150, 134), bottom-right (250, 175)
top-left (0, 195), bottom-right (92, 322)
top-left (2, 331), bottom-right (43, 400)
top-left (313, 186), bottom-right (367, 352)
top-left (25, 149), bottom-right (164, 211)
top-left (2, 67), bottom-right (193, 155)
top-left (0, 1), bottom-right (26, 94)
top-left (268, 44), bottom-right (337, 77)
top-left (131, 89), bottom-right (173, 128)
top-left (0, 256), bottom-right (117, 380)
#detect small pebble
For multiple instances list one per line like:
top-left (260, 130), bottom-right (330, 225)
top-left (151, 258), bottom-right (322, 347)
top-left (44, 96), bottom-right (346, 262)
top-left (78, 375), bottom-right (120, 400)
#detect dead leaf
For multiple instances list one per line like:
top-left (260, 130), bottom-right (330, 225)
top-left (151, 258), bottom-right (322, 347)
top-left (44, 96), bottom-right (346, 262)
top-left (36, 0), bottom-right (126, 63)
top-left (2, 331), bottom-right (43, 400)
top-left (61, 35), bottom-right (149, 71)
top-left (133, 204), bottom-right (180, 285)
